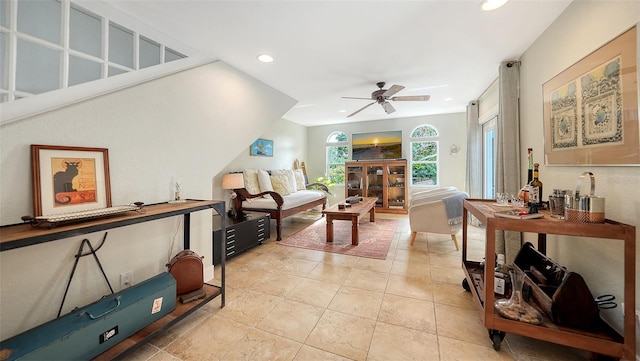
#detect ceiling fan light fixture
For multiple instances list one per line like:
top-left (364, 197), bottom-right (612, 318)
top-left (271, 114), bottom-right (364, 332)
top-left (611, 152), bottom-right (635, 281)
top-left (481, 0), bottom-right (508, 11)
top-left (257, 54), bottom-right (274, 63)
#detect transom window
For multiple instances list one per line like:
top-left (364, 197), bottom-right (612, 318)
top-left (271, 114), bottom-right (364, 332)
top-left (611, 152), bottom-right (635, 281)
top-left (410, 125), bottom-right (439, 186)
top-left (326, 131), bottom-right (348, 184)
top-left (0, 0), bottom-right (187, 103)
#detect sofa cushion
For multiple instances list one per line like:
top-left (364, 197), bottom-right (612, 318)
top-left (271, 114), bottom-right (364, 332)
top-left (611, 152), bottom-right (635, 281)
top-left (243, 169), bottom-right (261, 195)
top-left (271, 173), bottom-right (292, 196)
top-left (284, 169), bottom-right (298, 193)
top-left (294, 169), bottom-right (306, 190)
top-left (258, 169), bottom-right (274, 193)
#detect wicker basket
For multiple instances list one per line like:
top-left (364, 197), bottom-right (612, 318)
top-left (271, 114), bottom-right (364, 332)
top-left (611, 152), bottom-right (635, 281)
top-left (564, 172), bottom-right (605, 224)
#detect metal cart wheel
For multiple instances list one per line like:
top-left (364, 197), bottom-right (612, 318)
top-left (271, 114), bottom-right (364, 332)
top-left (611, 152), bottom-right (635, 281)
top-left (489, 329), bottom-right (505, 351)
top-left (462, 278), bottom-right (471, 292)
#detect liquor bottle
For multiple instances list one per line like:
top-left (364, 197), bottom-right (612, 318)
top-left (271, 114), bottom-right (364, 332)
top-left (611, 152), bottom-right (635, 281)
top-left (529, 163), bottom-right (543, 208)
top-left (527, 148), bottom-right (533, 184)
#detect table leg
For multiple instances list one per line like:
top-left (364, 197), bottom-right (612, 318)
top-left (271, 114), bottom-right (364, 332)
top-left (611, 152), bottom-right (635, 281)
top-left (326, 216), bottom-right (334, 243)
top-left (369, 206), bottom-right (375, 222)
top-left (351, 217), bottom-right (359, 245)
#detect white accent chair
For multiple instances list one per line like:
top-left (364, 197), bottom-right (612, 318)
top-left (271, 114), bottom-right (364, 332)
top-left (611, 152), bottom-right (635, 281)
top-left (409, 190), bottom-right (468, 250)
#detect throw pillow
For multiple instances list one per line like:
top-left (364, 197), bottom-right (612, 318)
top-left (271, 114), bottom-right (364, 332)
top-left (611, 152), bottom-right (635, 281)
top-left (270, 173), bottom-right (292, 196)
top-left (258, 169), bottom-right (274, 194)
top-left (294, 169), bottom-right (306, 190)
top-left (243, 169), bottom-right (261, 195)
top-left (284, 169), bottom-right (297, 193)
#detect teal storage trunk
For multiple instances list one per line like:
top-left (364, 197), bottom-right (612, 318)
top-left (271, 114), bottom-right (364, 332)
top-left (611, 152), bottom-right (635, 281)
top-left (0, 272), bottom-right (176, 360)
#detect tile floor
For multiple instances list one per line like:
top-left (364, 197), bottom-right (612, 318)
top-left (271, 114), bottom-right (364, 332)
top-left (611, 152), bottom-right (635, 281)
top-left (123, 212), bottom-right (591, 361)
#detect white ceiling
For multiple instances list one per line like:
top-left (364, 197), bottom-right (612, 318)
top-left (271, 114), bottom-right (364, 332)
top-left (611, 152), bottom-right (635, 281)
top-left (106, 0), bottom-right (572, 127)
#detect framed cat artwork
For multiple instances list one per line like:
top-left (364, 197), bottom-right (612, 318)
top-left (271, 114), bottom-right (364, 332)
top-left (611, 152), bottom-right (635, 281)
top-left (31, 145), bottom-right (112, 216)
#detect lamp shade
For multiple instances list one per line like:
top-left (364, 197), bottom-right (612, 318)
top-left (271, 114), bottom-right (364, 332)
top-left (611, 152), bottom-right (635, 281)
top-left (222, 173), bottom-right (244, 190)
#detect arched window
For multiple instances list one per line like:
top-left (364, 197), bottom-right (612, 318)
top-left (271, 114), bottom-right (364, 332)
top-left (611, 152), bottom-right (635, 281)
top-left (326, 131), bottom-right (348, 184)
top-left (410, 125), bottom-right (439, 186)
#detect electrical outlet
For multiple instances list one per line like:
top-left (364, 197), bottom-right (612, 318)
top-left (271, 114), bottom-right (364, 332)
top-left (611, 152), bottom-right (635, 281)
top-left (120, 271), bottom-right (133, 289)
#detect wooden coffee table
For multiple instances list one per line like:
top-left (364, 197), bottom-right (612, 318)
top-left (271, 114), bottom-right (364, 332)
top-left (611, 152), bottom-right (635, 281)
top-left (322, 197), bottom-right (377, 245)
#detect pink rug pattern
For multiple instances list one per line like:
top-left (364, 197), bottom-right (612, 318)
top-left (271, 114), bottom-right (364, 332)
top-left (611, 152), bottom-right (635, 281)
top-left (279, 218), bottom-right (397, 260)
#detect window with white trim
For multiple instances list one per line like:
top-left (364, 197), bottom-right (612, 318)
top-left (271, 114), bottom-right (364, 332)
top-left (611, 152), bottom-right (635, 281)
top-left (410, 125), bottom-right (439, 186)
top-left (0, 0), bottom-right (187, 103)
top-left (326, 131), bottom-right (348, 184)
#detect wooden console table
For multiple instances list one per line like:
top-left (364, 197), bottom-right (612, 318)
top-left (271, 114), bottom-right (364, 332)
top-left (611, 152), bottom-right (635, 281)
top-left (461, 199), bottom-right (635, 359)
top-left (0, 199), bottom-right (227, 360)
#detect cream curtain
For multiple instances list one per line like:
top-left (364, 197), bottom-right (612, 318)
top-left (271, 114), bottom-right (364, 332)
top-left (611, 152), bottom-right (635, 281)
top-left (495, 60), bottom-right (522, 264)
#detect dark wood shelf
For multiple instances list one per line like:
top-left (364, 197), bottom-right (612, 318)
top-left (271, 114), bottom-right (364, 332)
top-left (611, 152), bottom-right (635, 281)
top-left (93, 283), bottom-right (222, 361)
top-left (0, 200), bottom-right (224, 251)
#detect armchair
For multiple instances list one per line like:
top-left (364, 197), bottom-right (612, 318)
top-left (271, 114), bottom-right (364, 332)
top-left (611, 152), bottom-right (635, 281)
top-left (409, 190), bottom-right (468, 250)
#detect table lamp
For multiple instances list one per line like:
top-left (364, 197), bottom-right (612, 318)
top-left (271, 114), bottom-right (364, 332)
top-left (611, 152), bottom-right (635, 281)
top-left (221, 173), bottom-right (244, 218)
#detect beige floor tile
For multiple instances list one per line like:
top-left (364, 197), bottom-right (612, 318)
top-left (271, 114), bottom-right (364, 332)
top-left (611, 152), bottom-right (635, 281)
top-left (367, 322), bottom-right (440, 361)
top-left (378, 293), bottom-right (436, 333)
top-left (148, 309), bottom-right (210, 348)
top-left (320, 252), bottom-right (361, 268)
top-left (343, 268), bottom-right (389, 292)
top-left (148, 350), bottom-right (183, 361)
top-left (438, 335), bottom-right (515, 361)
top-left (120, 343), bottom-right (162, 361)
top-left (352, 256), bottom-right (393, 273)
top-left (327, 286), bottom-right (384, 320)
top-left (389, 258), bottom-right (431, 278)
top-left (429, 252), bottom-right (462, 268)
top-left (432, 281), bottom-right (476, 310)
top-left (217, 288), bottom-right (282, 326)
top-left (164, 315), bottom-right (251, 361)
top-left (305, 309), bottom-right (376, 361)
top-left (246, 269), bottom-right (305, 297)
top-left (385, 273), bottom-right (433, 301)
top-left (429, 264), bottom-right (466, 285)
top-left (504, 334), bottom-right (590, 361)
top-left (305, 263), bottom-right (351, 284)
top-left (293, 345), bottom-right (352, 361)
top-left (256, 299), bottom-right (325, 342)
top-left (221, 264), bottom-right (264, 289)
top-left (435, 303), bottom-right (493, 348)
top-left (286, 278), bottom-right (341, 308)
top-left (221, 328), bottom-right (301, 361)
top-left (393, 247), bottom-right (430, 263)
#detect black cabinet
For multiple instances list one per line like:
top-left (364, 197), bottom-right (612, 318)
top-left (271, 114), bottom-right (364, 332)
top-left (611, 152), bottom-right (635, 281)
top-left (213, 212), bottom-right (270, 265)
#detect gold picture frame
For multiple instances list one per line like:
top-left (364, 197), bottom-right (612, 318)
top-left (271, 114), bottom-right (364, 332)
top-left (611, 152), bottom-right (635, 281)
top-left (543, 25), bottom-right (638, 165)
top-left (31, 145), bottom-right (112, 216)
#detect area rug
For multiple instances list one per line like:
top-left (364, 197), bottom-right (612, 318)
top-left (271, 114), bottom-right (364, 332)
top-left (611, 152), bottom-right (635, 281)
top-left (279, 218), bottom-right (397, 260)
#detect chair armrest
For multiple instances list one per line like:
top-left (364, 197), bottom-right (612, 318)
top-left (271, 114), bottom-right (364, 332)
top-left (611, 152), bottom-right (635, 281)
top-left (236, 188), bottom-right (284, 207)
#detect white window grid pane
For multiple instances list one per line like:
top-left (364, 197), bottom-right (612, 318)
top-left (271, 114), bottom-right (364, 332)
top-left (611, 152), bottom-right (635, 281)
top-left (0, 0), bottom-right (8, 28)
top-left (108, 66), bottom-right (127, 77)
top-left (70, 5), bottom-right (101, 58)
top-left (139, 36), bottom-right (160, 69)
top-left (16, 38), bottom-right (60, 94)
top-left (108, 21), bottom-right (133, 68)
top-left (69, 55), bottom-right (101, 86)
top-left (164, 47), bottom-right (184, 62)
top-left (17, 0), bottom-right (61, 45)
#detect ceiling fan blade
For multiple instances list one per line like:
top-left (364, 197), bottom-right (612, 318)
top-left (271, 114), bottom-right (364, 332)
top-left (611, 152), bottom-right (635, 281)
top-left (381, 101), bottom-right (396, 114)
top-left (347, 101), bottom-right (376, 117)
top-left (382, 84), bottom-right (405, 97)
top-left (342, 96), bottom-right (373, 100)
top-left (390, 95), bottom-right (431, 101)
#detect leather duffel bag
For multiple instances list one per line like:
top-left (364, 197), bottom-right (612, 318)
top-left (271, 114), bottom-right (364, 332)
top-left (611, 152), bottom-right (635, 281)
top-left (166, 250), bottom-right (204, 295)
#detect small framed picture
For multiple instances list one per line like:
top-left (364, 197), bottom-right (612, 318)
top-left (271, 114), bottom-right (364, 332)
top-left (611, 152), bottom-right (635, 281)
top-left (250, 138), bottom-right (274, 157)
top-left (31, 145), bottom-right (111, 216)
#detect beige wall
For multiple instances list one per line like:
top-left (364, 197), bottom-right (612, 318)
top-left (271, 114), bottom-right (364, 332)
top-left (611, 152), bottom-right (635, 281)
top-left (0, 60), bottom-right (296, 340)
top-left (519, 0), bottom-right (639, 351)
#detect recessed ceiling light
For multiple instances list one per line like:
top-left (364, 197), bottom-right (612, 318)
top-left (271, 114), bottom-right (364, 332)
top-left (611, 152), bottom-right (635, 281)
top-left (481, 0), bottom-right (508, 11)
top-left (444, 98), bottom-right (453, 101)
top-left (338, 109), bottom-right (346, 113)
top-left (257, 54), bottom-right (274, 63)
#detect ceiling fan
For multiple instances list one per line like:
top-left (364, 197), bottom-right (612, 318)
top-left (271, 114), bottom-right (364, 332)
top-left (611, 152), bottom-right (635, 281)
top-left (342, 81), bottom-right (430, 117)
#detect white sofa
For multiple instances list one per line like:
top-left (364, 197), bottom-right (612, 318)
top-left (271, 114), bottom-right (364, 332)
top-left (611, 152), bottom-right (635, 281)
top-left (234, 169), bottom-right (328, 241)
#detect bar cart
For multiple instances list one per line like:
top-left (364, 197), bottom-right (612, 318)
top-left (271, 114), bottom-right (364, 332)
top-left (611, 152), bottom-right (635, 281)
top-left (461, 199), bottom-right (635, 360)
